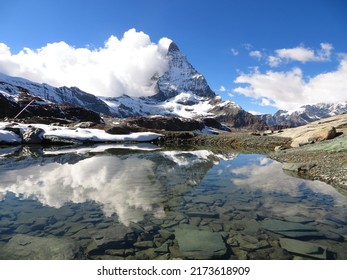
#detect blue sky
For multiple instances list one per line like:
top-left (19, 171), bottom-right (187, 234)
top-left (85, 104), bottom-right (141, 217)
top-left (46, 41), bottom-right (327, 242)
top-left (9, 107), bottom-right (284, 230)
top-left (1, 0), bottom-right (346, 113)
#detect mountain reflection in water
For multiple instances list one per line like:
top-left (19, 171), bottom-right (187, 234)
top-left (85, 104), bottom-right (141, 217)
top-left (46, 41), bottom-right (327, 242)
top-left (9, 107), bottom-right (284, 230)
top-left (0, 145), bottom-right (346, 260)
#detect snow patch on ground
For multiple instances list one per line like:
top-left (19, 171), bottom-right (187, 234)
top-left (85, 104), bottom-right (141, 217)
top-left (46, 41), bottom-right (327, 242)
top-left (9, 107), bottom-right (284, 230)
top-left (0, 122), bottom-right (162, 144)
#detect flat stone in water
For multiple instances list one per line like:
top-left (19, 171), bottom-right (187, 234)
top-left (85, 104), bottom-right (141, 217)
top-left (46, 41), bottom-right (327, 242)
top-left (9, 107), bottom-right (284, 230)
top-left (278, 231), bottom-right (326, 239)
top-left (133, 241), bottom-right (155, 249)
top-left (283, 216), bottom-right (315, 224)
top-left (154, 241), bottom-right (170, 254)
top-left (14, 224), bottom-right (32, 234)
top-left (174, 225), bottom-right (227, 259)
top-left (279, 238), bottom-right (328, 260)
top-left (191, 195), bottom-right (215, 205)
top-left (262, 219), bottom-right (317, 232)
top-left (0, 234), bottom-right (82, 260)
top-left (185, 212), bottom-right (220, 219)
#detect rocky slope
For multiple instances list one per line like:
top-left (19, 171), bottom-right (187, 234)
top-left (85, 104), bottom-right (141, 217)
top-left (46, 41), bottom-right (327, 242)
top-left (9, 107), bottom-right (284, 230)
top-left (0, 90), bottom-right (102, 124)
top-left (268, 113), bottom-right (347, 192)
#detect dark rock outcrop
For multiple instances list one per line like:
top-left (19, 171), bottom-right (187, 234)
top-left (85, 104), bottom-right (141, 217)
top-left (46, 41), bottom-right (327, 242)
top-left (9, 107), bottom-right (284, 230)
top-left (125, 116), bottom-right (205, 131)
top-left (0, 92), bottom-right (103, 124)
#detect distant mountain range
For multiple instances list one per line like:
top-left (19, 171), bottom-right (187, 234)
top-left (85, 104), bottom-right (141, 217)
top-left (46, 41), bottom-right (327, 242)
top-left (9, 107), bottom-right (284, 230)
top-left (256, 103), bottom-right (347, 127)
top-left (0, 41), bottom-right (346, 128)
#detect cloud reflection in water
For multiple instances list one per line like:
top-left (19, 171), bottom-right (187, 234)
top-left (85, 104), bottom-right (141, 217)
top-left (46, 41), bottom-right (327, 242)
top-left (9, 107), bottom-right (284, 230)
top-left (0, 155), bottom-right (165, 226)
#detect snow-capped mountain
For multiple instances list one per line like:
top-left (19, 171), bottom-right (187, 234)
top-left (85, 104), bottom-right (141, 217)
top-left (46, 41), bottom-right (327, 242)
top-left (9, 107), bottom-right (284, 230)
top-left (257, 102), bottom-right (347, 127)
top-left (99, 41), bottom-right (234, 119)
top-left (0, 42), bottom-right (263, 128)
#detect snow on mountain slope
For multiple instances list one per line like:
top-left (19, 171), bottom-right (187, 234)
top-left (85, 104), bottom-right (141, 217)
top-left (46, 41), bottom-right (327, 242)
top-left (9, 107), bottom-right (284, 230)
top-left (101, 93), bottom-right (217, 118)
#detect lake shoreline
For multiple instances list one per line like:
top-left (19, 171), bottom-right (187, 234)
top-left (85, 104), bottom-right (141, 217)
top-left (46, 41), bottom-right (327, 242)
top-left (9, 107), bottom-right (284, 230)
top-left (1, 114), bottom-right (346, 194)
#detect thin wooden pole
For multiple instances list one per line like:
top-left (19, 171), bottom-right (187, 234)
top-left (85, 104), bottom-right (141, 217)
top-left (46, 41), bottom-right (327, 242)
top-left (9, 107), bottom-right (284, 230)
top-left (14, 99), bottom-right (35, 119)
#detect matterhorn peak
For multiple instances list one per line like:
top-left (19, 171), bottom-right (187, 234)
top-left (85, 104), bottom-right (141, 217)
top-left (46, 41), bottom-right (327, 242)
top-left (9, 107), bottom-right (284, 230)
top-left (153, 42), bottom-right (216, 101)
top-left (167, 42), bottom-right (180, 53)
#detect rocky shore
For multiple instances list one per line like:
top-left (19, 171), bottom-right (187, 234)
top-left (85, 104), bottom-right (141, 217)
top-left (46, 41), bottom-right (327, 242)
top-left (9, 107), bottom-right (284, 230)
top-left (1, 113), bottom-right (346, 194)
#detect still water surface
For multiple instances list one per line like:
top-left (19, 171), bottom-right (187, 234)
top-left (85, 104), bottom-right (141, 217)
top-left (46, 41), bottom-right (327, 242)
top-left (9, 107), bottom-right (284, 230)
top-left (0, 144), bottom-right (346, 259)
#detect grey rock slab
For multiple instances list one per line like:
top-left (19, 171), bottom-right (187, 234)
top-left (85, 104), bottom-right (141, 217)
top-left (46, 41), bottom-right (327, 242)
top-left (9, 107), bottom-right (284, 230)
top-left (89, 225), bottom-right (136, 249)
top-left (191, 195), bottom-right (215, 204)
top-left (133, 241), bottom-right (155, 249)
top-left (189, 217), bottom-right (202, 226)
top-left (262, 219), bottom-right (317, 232)
top-left (277, 231), bottom-right (326, 239)
top-left (154, 241), bottom-right (170, 254)
top-left (158, 229), bottom-right (175, 241)
top-left (279, 238), bottom-right (328, 259)
top-left (185, 211), bottom-right (220, 219)
top-left (174, 225), bottom-right (227, 259)
top-left (161, 221), bottom-right (180, 229)
top-left (0, 234), bottom-right (82, 260)
top-left (283, 216), bottom-right (315, 224)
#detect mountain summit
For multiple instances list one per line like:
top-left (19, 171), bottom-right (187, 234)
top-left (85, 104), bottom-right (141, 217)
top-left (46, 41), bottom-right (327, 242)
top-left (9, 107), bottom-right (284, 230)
top-left (153, 42), bottom-right (215, 101)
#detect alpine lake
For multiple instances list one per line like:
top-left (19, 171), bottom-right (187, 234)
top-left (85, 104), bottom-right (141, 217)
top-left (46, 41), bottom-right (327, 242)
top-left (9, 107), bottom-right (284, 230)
top-left (0, 143), bottom-right (346, 260)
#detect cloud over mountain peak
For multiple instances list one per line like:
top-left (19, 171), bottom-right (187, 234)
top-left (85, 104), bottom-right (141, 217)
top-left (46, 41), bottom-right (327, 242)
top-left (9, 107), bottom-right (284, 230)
top-left (0, 29), bottom-right (172, 98)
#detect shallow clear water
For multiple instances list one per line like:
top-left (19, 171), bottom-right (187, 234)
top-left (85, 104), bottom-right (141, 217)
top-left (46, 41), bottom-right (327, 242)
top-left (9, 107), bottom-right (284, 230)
top-left (0, 144), bottom-right (346, 260)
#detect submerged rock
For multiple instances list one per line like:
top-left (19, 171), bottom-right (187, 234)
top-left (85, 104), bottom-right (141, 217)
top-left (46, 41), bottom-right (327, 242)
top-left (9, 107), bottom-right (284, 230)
top-left (0, 234), bottom-right (82, 260)
top-left (262, 219), bottom-right (325, 239)
top-left (174, 225), bottom-right (227, 259)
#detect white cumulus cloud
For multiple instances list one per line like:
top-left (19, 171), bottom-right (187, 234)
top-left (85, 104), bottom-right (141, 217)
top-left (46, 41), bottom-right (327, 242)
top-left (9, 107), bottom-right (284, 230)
top-left (0, 29), bottom-right (172, 97)
top-left (234, 59), bottom-right (347, 111)
top-left (249, 50), bottom-right (262, 59)
top-left (268, 43), bottom-right (333, 67)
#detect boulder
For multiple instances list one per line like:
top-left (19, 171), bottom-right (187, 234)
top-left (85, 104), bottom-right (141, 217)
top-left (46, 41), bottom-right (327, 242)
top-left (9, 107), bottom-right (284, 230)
top-left (282, 162), bottom-right (316, 173)
top-left (308, 126), bottom-right (336, 143)
top-left (22, 126), bottom-right (45, 144)
top-left (277, 122), bottom-right (339, 147)
top-left (290, 126), bottom-right (336, 147)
